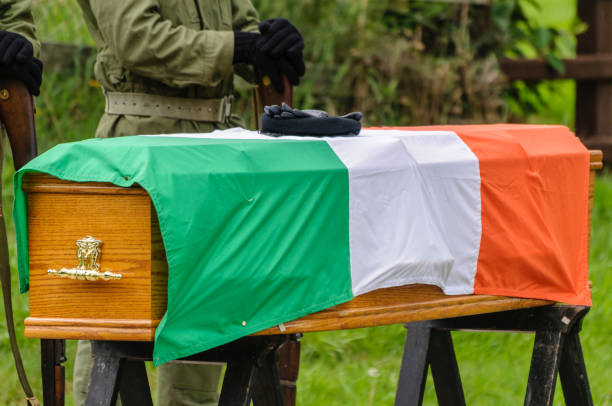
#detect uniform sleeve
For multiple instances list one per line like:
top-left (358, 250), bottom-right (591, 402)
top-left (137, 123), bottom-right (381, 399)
top-left (88, 0), bottom-right (234, 88)
top-left (231, 0), bottom-right (259, 84)
top-left (232, 0), bottom-right (259, 34)
top-left (0, 0), bottom-right (41, 58)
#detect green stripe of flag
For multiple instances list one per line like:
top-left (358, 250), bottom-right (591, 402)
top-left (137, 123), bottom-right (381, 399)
top-left (14, 136), bottom-right (354, 365)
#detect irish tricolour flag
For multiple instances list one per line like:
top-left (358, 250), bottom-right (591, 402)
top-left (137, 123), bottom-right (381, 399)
top-left (14, 124), bottom-right (591, 364)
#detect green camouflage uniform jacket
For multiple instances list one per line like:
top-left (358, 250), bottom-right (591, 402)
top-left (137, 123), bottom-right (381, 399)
top-left (77, 0), bottom-right (260, 138)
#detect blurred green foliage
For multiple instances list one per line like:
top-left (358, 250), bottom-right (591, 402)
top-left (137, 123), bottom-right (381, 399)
top-left (31, 0), bottom-right (585, 133)
top-left (245, 0), bottom-right (583, 126)
top-left (250, 0), bottom-right (506, 125)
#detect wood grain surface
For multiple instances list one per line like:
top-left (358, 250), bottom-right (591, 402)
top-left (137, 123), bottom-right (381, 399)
top-left (23, 150), bottom-right (602, 341)
top-left (24, 175), bottom-right (167, 341)
top-left (0, 79), bottom-right (38, 169)
top-left (254, 285), bottom-right (553, 335)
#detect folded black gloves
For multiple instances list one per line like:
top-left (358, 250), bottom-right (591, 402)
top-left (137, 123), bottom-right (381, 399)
top-left (0, 31), bottom-right (34, 65)
top-left (233, 31), bottom-right (301, 92)
top-left (233, 18), bottom-right (305, 93)
top-left (0, 31), bottom-right (42, 96)
top-left (261, 103), bottom-right (362, 137)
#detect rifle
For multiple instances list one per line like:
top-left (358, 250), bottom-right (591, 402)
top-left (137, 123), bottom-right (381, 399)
top-left (251, 74), bottom-right (301, 406)
top-left (251, 74), bottom-right (293, 130)
top-left (0, 78), bottom-right (40, 405)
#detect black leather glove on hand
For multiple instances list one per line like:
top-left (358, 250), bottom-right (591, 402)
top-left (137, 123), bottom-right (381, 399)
top-left (257, 19), bottom-right (304, 58)
top-left (0, 31), bottom-right (34, 65)
top-left (257, 18), bottom-right (305, 78)
top-left (0, 57), bottom-right (43, 96)
top-left (234, 31), bottom-right (299, 93)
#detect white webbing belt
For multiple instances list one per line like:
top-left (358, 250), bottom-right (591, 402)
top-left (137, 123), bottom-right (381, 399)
top-left (105, 92), bottom-right (232, 122)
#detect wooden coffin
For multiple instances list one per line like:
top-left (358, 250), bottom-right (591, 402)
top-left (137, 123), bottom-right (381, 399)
top-left (23, 151), bottom-right (602, 341)
top-left (23, 175), bottom-right (167, 341)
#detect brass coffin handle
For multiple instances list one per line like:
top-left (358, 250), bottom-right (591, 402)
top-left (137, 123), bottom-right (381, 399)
top-left (47, 268), bottom-right (122, 281)
top-left (47, 236), bottom-right (122, 281)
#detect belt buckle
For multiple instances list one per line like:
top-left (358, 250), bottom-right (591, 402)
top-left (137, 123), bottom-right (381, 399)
top-left (222, 95), bottom-right (233, 120)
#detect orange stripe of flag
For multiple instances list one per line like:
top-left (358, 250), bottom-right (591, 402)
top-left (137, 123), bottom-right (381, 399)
top-left (379, 124), bottom-right (591, 305)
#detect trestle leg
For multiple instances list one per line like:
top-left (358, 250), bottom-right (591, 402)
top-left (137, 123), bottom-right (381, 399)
top-left (218, 357), bottom-right (259, 406)
top-left (428, 329), bottom-right (466, 406)
top-left (84, 336), bottom-right (287, 406)
top-left (41, 339), bottom-right (66, 406)
top-left (85, 352), bottom-right (121, 406)
top-left (524, 330), bottom-right (564, 406)
top-left (559, 330), bottom-right (593, 406)
top-left (277, 334), bottom-right (301, 406)
top-left (252, 350), bottom-right (285, 406)
top-left (394, 323), bottom-right (465, 406)
top-left (394, 323), bottom-right (430, 406)
top-left (118, 360), bottom-right (153, 406)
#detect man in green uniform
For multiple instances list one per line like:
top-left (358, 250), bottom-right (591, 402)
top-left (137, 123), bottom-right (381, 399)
top-left (76, 0), bottom-right (303, 138)
top-left (73, 1), bottom-right (304, 405)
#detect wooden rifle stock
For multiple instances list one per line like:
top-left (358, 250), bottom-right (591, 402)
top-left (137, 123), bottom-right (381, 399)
top-left (0, 79), bottom-right (38, 169)
top-left (250, 74), bottom-right (298, 404)
top-left (0, 79), bottom-right (40, 405)
top-left (251, 74), bottom-right (293, 130)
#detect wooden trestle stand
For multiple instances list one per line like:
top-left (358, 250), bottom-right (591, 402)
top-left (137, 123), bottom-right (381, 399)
top-left (0, 75), bottom-right (601, 406)
top-left (396, 306), bottom-right (592, 406)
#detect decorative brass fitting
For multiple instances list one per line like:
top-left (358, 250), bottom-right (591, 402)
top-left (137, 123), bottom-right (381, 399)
top-left (47, 236), bottom-right (122, 281)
